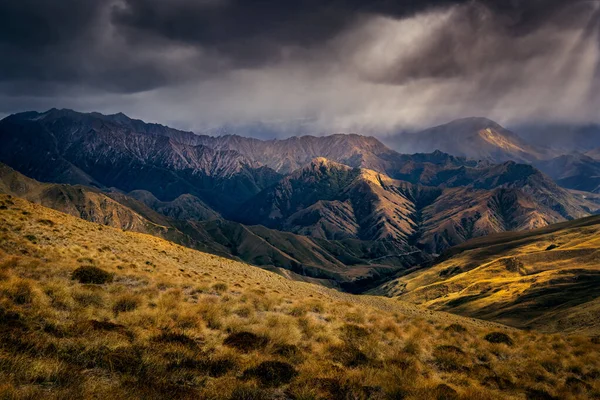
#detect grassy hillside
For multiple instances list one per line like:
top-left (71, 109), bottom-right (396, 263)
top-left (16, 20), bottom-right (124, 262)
top-left (1, 195), bottom-right (599, 399)
top-left (0, 163), bottom-right (428, 288)
top-left (373, 215), bottom-right (600, 335)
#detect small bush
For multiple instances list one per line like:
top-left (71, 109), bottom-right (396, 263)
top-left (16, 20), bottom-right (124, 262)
top-left (482, 375), bottom-right (515, 390)
top-left (243, 361), bottom-right (297, 387)
top-left (564, 376), bottom-right (591, 392)
top-left (484, 332), bottom-right (513, 346)
top-left (71, 266), bottom-right (113, 284)
top-left (113, 295), bottom-right (140, 314)
top-left (213, 283), bottom-right (228, 293)
top-left (224, 331), bottom-right (269, 353)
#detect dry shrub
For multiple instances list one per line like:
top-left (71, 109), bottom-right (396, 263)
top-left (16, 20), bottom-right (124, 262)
top-left (242, 361), bottom-right (297, 387)
top-left (329, 344), bottom-right (370, 368)
top-left (484, 332), bottom-right (513, 346)
top-left (340, 323), bottom-right (370, 344)
top-left (258, 314), bottom-right (302, 346)
top-left (167, 354), bottom-right (238, 378)
top-left (71, 266), bottom-right (113, 284)
top-left (224, 331), bottom-right (269, 353)
top-left (432, 345), bottom-right (468, 372)
top-left (212, 282), bottom-right (228, 294)
top-left (113, 294), bottom-right (141, 314)
top-left (44, 283), bottom-right (74, 310)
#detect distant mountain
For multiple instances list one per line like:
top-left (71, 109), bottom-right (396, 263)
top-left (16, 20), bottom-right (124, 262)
top-left (514, 123), bottom-right (600, 152)
top-left (371, 215), bottom-right (600, 335)
top-left (189, 133), bottom-right (406, 174)
top-left (387, 117), bottom-right (553, 163)
top-left (586, 147), bottom-right (600, 159)
top-left (124, 190), bottom-right (221, 221)
top-left (0, 109), bottom-right (281, 214)
top-left (535, 153), bottom-right (600, 193)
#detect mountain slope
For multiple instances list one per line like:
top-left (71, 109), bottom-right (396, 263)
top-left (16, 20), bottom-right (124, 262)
top-left (190, 133), bottom-right (408, 174)
top-left (0, 163), bottom-right (425, 288)
top-left (535, 153), bottom-right (600, 193)
top-left (388, 118), bottom-right (552, 163)
top-left (124, 190), bottom-right (221, 221)
top-left (0, 162), bottom-right (173, 233)
top-left (236, 158), bottom-right (597, 253)
top-left (1, 109), bottom-right (596, 271)
top-left (237, 158), bottom-right (417, 244)
top-left (4, 195), bottom-right (597, 399)
top-left (0, 109), bottom-right (281, 214)
top-left (515, 122), bottom-right (600, 152)
top-left (372, 215), bottom-right (600, 334)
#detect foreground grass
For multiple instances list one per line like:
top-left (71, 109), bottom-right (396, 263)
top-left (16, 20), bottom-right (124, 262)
top-left (0, 194), bottom-right (599, 399)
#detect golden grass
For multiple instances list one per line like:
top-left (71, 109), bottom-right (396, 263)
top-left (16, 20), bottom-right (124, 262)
top-left (0, 194), bottom-right (599, 399)
top-left (373, 216), bottom-right (600, 335)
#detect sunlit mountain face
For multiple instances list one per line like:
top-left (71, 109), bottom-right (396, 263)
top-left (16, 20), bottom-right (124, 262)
top-left (2, 1), bottom-right (600, 399)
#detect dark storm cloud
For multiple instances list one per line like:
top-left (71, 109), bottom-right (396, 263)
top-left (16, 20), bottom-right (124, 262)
top-left (0, 0), bottom-right (597, 132)
top-left (0, 0), bottom-right (576, 90)
top-left (112, 0), bottom-right (574, 68)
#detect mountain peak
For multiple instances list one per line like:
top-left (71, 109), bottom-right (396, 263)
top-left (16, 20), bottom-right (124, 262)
top-left (445, 116), bottom-right (502, 129)
top-left (389, 117), bottom-right (547, 163)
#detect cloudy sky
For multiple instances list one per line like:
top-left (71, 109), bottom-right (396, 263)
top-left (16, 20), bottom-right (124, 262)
top-left (1, 0), bottom-right (599, 137)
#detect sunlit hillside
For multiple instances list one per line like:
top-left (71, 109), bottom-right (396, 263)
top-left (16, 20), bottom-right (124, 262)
top-left (373, 216), bottom-right (600, 335)
top-left (1, 194), bottom-right (599, 399)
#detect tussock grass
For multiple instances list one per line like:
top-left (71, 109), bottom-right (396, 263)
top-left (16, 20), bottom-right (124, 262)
top-left (0, 195), bottom-right (599, 399)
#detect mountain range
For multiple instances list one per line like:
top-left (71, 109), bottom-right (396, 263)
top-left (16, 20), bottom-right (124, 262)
top-left (1, 108), bottom-right (599, 291)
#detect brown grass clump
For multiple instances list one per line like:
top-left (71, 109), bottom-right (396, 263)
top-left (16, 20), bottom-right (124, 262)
top-left (224, 332), bottom-right (269, 353)
top-left (242, 361), bottom-right (297, 387)
top-left (112, 294), bottom-right (141, 314)
top-left (0, 195), bottom-right (599, 399)
top-left (484, 332), bottom-right (514, 346)
top-left (71, 265), bottom-right (113, 284)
